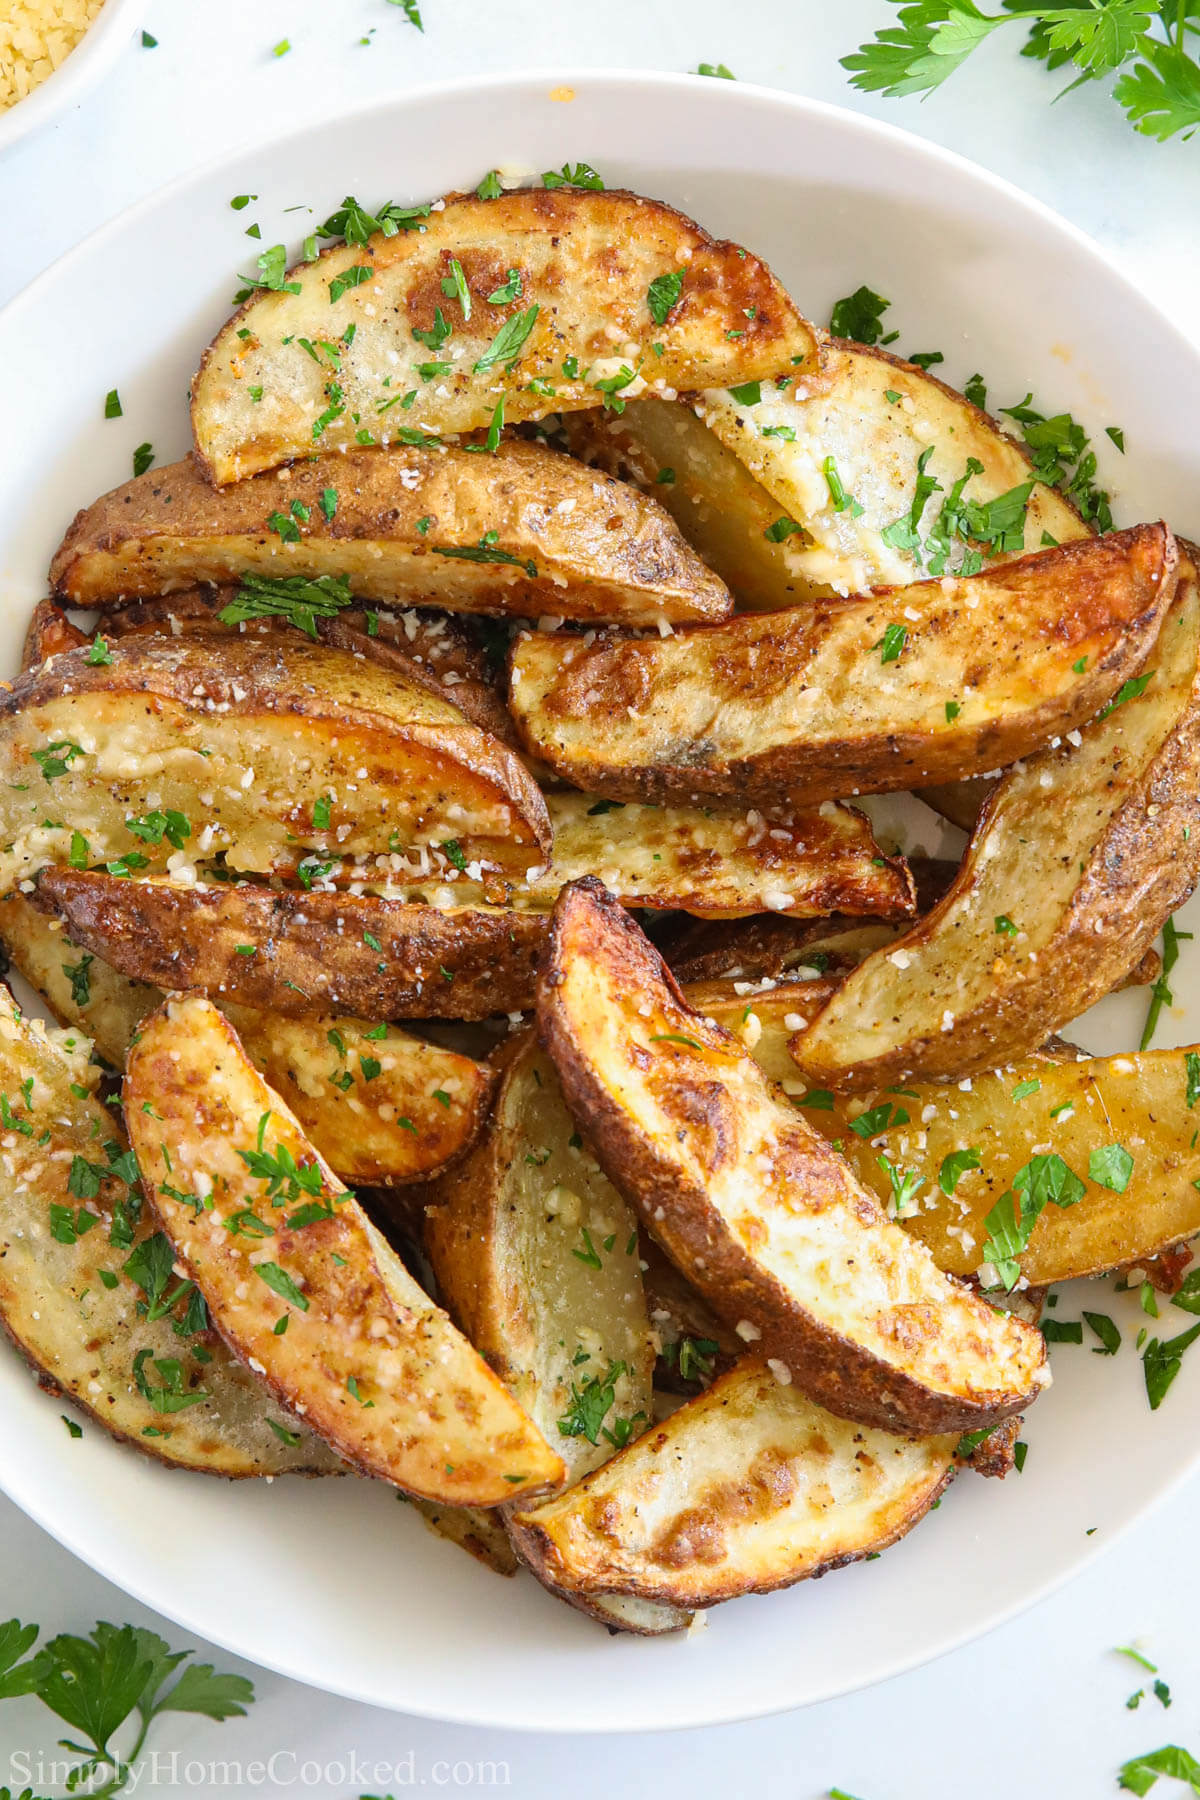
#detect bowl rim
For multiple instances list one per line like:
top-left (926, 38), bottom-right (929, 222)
top-left (0, 0), bottom-right (147, 160)
top-left (1, 64), bottom-right (1199, 1730)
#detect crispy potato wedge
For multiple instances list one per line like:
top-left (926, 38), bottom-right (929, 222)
top-left (512, 1358), bottom-right (955, 1607)
top-left (0, 628), bottom-right (549, 890)
top-left (666, 914), bottom-right (898, 984)
top-left (97, 587), bottom-right (520, 745)
top-left (694, 340), bottom-right (1090, 599)
top-left (508, 526), bottom-right (1178, 805)
top-left (562, 401), bottom-right (805, 613)
top-left (35, 870), bottom-right (546, 1023)
top-left (796, 1047), bottom-right (1200, 1286)
top-left (192, 187), bottom-right (818, 485)
top-left (796, 557), bottom-right (1200, 1086)
top-left (426, 1032), bottom-right (655, 1476)
top-left (540, 790), bottom-right (913, 921)
top-left (50, 444), bottom-right (732, 627)
top-left (34, 791), bottom-right (909, 1020)
top-left (220, 1007), bottom-right (494, 1187)
top-left (408, 1499), bottom-right (520, 1577)
top-left (22, 599), bottom-right (87, 672)
top-left (0, 983), bottom-right (338, 1475)
top-left (125, 995), bottom-right (563, 1503)
top-left (538, 881), bottom-right (1047, 1436)
top-left (0, 891), bottom-right (157, 1065)
top-left (426, 1032), bottom-right (690, 1636)
top-left (1, 893), bottom-right (491, 1185)
top-left (663, 859), bottom-right (960, 983)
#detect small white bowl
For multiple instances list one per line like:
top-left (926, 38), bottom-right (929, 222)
top-left (0, 0), bottom-right (146, 159)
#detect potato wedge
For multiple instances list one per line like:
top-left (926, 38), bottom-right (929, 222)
top-left (50, 444), bottom-right (732, 627)
top-left (219, 1007), bottom-right (494, 1187)
top-left (796, 555), bottom-right (1200, 1086)
top-left (35, 870), bottom-right (547, 1023)
top-left (408, 1499), bottom-right (520, 1577)
top-left (794, 1047), bottom-right (1200, 1287)
top-left (426, 1032), bottom-right (655, 1476)
top-left (666, 915), bottom-right (898, 984)
top-left (96, 587), bottom-right (520, 746)
top-left (426, 1032), bottom-right (690, 1634)
top-left (539, 790), bottom-right (914, 920)
top-left (508, 525), bottom-right (1178, 805)
top-left (34, 791), bottom-right (910, 1020)
top-left (192, 187), bottom-right (817, 485)
top-left (663, 858), bottom-right (960, 983)
top-left (0, 627), bottom-right (548, 889)
top-left (0, 982), bottom-right (339, 1475)
top-left (512, 1358), bottom-right (955, 1607)
top-left (694, 339), bottom-right (1090, 599)
top-left (0, 890), bottom-right (157, 1065)
top-left (22, 599), bottom-right (86, 672)
top-left (1, 893), bottom-right (492, 1185)
top-left (538, 880), bottom-right (1047, 1436)
top-left (562, 401), bottom-right (805, 613)
top-left (125, 995), bottom-right (563, 1503)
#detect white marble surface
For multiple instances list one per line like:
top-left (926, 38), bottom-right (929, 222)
top-left (2, 2), bottom-right (1199, 1794)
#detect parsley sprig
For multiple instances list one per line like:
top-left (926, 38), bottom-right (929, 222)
top-left (844, 4), bottom-right (1200, 146)
top-left (0, 1618), bottom-right (253, 1798)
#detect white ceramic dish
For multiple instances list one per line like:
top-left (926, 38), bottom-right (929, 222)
top-left (0, 0), bottom-right (146, 159)
top-left (1, 69), bottom-right (1199, 1732)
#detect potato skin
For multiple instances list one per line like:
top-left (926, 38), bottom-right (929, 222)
top-left (34, 869), bottom-right (547, 1021)
top-left (192, 186), bottom-right (818, 484)
top-left (508, 526), bottom-right (1178, 805)
top-left (50, 443), bottom-right (733, 626)
top-left (796, 552), bottom-right (1200, 1086)
top-left (537, 879), bottom-right (1048, 1438)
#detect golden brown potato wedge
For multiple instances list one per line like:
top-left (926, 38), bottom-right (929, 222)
top-left (35, 870), bottom-right (546, 1022)
top-left (192, 186), bottom-right (817, 484)
top-left (93, 586), bottom-right (517, 745)
top-left (666, 914), bottom-right (898, 984)
top-left (22, 599), bottom-right (87, 672)
top-left (0, 982), bottom-right (339, 1475)
top-left (0, 626), bottom-right (548, 890)
top-left (34, 791), bottom-right (910, 1021)
top-left (794, 1046), bottom-right (1200, 1287)
top-left (125, 995), bottom-right (563, 1503)
top-left (537, 880), bottom-right (1048, 1436)
top-left (539, 791), bottom-right (914, 921)
top-left (508, 525), bottom-right (1178, 805)
top-left (426, 1032), bottom-right (655, 1478)
top-left (1, 892), bottom-right (491, 1186)
top-left (220, 1007), bottom-right (494, 1187)
top-left (796, 556), bottom-right (1200, 1086)
top-left (425, 1031), bottom-right (688, 1633)
top-left (50, 444), bottom-right (732, 626)
top-left (408, 1499), bottom-right (520, 1577)
top-left (562, 401), bottom-right (805, 613)
top-left (0, 891), bottom-right (157, 1065)
top-left (694, 339), bottom-right (1090, 599)
top-left (512, 1358), bottom-right (955, 1607)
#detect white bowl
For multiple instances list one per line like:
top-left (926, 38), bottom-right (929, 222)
top-left (1, 69), bottom-right (1199, 1732)
top-left (0, 0), bottom-right (146, 159)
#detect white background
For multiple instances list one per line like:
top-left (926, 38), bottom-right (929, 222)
top-left (2, 2), bottom-right (1200, 1795)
